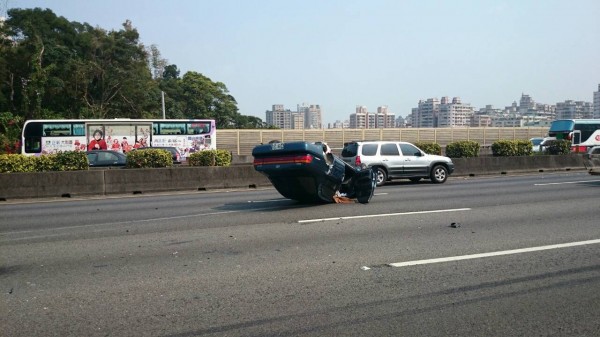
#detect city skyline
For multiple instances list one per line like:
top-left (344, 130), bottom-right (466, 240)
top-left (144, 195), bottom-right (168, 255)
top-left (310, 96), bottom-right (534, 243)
top-left (265, 83), bottom-right (599, 128)
top-left (7, 0), bottom-right (600, 125)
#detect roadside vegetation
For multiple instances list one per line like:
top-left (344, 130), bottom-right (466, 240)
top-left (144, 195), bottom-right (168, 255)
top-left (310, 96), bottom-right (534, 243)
top-left (0, 149), bottom-right (233, 173)
top-left (0, 8), bottom-right (272, 154)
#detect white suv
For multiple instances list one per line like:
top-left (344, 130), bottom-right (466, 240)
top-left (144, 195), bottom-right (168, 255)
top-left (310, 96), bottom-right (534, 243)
top-left (341, 141), bottom-right (455, 186)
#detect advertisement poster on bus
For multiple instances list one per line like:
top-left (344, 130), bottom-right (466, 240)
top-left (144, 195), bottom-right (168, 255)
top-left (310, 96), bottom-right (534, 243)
top-left (42, 137), bottom-right (83, 153)
top-left (86, 124), bottom-right (151, 153)
top-left (152, 135), bottom-right (210, 159)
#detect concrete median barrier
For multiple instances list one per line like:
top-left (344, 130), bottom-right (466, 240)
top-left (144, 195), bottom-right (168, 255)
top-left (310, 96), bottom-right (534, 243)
top-left (0, 170), bottom-right (105, 200)
top-left (452, 154), bottom-right (586, 176)
top-left (0, 155), bottom-right (589, 201)
top-left (103, 166), bottom-right (271, 194)
top-left (0, 166), bottom-right (271, 200)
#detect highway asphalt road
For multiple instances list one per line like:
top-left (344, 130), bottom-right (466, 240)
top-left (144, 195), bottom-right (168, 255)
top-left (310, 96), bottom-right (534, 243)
top-left (1, 172), bottom-right (600, 336)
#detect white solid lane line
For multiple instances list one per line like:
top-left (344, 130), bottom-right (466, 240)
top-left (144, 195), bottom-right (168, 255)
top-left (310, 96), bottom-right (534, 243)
top-left (382, 239), bottom-right (600, 268)
top-left (298, 208), bottom-right (471, 223)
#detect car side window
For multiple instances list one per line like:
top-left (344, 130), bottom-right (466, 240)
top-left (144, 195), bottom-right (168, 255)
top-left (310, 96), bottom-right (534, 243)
top-left (380, 143), bottom-right (400, 156)
top-left (341, 143), bottom-right (358, 157)
top-left (399, 143), bottom-right (421, 156)
top-left (361, 144), bottom-right (378, 156)
top-left (98, 152), bottom-right (116, 161)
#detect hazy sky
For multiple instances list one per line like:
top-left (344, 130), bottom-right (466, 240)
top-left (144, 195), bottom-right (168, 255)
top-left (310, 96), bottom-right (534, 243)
top-left (6, 0), bottom-right (600, 124)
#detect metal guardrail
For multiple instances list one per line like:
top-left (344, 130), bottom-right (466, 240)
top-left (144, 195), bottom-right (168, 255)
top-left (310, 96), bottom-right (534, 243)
top-left (217, 127), bottom-right (549, 155)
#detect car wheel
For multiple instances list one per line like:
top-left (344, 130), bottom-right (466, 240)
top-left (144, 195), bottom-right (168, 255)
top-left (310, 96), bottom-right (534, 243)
top-left (430, 165), bottom-right (448, 183)
top-left (375, 167), bottom-right (387, 187)
top-left (355, 168), bottom-right (377, 204)
top-left (409, 177), bottom-right (421, 183)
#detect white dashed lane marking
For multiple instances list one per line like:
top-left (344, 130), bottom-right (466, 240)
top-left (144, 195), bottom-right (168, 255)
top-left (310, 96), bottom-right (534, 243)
top-left (363, 239), bottom-right (600, 270)
top-left (298, 208), bottom-right (471, 224)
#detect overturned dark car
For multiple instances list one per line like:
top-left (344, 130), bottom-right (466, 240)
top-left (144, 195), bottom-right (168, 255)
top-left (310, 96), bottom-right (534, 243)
top-left (252, 141), bottom-right (376, 203)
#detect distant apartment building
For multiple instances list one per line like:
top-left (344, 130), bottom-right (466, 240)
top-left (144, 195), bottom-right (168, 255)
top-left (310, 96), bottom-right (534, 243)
top-left (291, 112), bottom-right (305, 129)
top-left (555, 100), bottom-right (594, 120)
top-left (298, 103), bottom-right (322, 129)
top-left (471, 114), bottom-right (492, 127)
top-left (490, 115), bottom-right (552, 127)
top-left (349, 106), bottom-right (368, 129)
top-left (521, 116), bottom-right (553, 127)
top-left (518, 93), bottom-right (556, 119)
top-left (395, 115), bottom-right (408, 128)
top-left (519, 94), bottom-right (535, 114)
top-left (438, 97), bottom-right (473, 127)
top-left (472, 105), bottom-right (501, 127)
top-left (328, 120), bottom-right (349, 129)
top-left (349, 105), bottom-right (395, 128)
top-left (413, 97), bottom-right (473, 128)
top-left (265, 105), bottom-right (292, 129)
top-left (472, 95), bottom-right (556, 127)
top-left (503, 101), bottom-right (518, 114)
top-left (594, 84), bottom-right (600, 118)
top-left (265, 103), bottom-right (321, 129)
top-left (413, 98), bottom-right (439, 127)
top-left (477, 104), bottom-right (503, 116)
top-left (375, 106), bottom-right (396, 128)
top-left (491, 116), bottom-right (526, 127)
top-left (367, 114), bottom-right (377, 129)
top-left (409, 109), bottom-right (417, 126)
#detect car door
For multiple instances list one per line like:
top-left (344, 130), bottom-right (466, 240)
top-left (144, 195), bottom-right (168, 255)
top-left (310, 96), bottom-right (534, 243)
top-left (379, 143), bottom-right (403, 177)
top-left (399, 143), bottom-right (429, 176)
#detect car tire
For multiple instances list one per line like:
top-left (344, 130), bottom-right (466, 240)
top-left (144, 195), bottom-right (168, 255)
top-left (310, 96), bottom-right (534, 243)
top-left (375, 167), bottom-right (387, 187)
top-left (355, 168), bottom-right (377, 204)
top-left (430, 165), bottom-right (448, 184)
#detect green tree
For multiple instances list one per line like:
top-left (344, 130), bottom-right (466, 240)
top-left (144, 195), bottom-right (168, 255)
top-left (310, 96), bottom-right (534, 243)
top-left (0, 7), bottom-right (264, 135)
top-left (158, 68), bottom-right (267, 127)
top-left (232, 114), bottom-right (270, 129)
top-left (157, 64), bottom-right (186, 119)
top-left (0, 8), bottom-right (77, 119)
top-left (74, 20), bottom-right (160, 118)
top-left (0, 9), bottom-right (161, 120)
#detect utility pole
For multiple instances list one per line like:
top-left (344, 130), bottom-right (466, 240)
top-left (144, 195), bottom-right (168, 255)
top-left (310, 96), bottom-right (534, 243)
top-left (161, 91), bottom-right (166, 119)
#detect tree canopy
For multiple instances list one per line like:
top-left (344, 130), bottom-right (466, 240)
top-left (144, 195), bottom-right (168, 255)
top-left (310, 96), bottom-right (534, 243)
top-left (0, 8), bottom-right (267, 153)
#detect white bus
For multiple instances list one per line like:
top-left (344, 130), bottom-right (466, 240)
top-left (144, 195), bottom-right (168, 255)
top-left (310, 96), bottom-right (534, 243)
top-left (546, 119), bottom-right (600, 153)
top-left (21, 119), bottom-right (216, 159)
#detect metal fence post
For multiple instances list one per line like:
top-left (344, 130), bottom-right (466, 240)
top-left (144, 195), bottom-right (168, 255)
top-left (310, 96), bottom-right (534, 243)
top-left (484, 128), bottom-right (486, 146)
